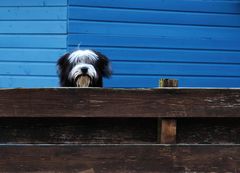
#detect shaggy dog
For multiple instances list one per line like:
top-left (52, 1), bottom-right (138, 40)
top-left (57, 49), bottom-right (112, 87)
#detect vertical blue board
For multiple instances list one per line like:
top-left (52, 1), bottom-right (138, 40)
top-left (68, 0), bottom-right (240, 88)
top-left (0, 0), bottom-right (67, 88)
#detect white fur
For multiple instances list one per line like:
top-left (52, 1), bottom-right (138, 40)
top-left (69, 63), bottom-right (98, 80)
top-left (68, 50), bottom-right (98, 64)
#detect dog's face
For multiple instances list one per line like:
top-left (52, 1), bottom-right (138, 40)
top-left (57, 50), bottom-right (111, 87)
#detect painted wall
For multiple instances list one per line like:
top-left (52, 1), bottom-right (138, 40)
top-left (0, 0), bottom-right (240, 88)
top-left (68, 0), bottom-right (240, 88)
top-left (0, 0), bottom-right (67, 87)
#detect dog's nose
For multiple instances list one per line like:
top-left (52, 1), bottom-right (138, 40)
top-left (81, 67), bottom-right (88, 74)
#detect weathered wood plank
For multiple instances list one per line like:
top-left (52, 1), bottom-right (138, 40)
top-left (159, 79), bottom-right (178, 144)
top-left (178, 118), bottom-right (240, 144)
top-left (0, 144), bottom-right (239, 172)
top-left (0, 118), bottom-right (239, 144)
top-left (0, 118), bottom-right (157, 144)
top-left (0, 88), bottom-right (240, 117)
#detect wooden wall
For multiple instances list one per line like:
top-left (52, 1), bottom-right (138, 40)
top-left (0, 0), bottom-right (67, 87)
top-left (1, 0), bottom-right (240, 88)
top-left (68, 0), bottom-right (240, 88)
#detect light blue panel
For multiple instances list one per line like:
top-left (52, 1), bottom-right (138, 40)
top-left (68, 34), bottom-right (240, 51)
top-left (0, 0), bottom-right (67, 6)
top-left (104, 76), bottom-right (240, 88)
top-left (0, 35), bottom-right (66, 48)
top-left (69, 7), bottom-right (240, 27)
top-left (69, 21), bottom-right (240, 39)
top-left (0, 62), bottom-right (56, 76)
top-left (0, 48), bottom-right (66, 62)
top-left (0, 0), bottom-right (68, 88)
top-left (0, 76), bottom-right (58, 88)
top-left (0, 7), bottom-right (67, 20)
top-left (0, 21), bottom-right (66, 34)
top-left (69, 0), bottom-right (240, 14)
top-left (69, 47), bottom-right (240, 64)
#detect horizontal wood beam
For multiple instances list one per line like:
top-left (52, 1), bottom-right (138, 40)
top-left (0, 144), bottom-right (239, 172)
top-left (0, 88), bottom-right (240, 117)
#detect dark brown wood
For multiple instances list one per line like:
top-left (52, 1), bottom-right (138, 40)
top-left (159, 79), bottom-right (178, 144)
top-left (160, 119), bottom-right (176, 144)
top-left (0, 118), bottom-right (157, 144)
top-left (178, 118), bottom-right (240, 144)
top-left (0, 88), bottom-right (240, 117)
top-left (0, 144), bottom-right (239, 172)
top-left (0, 118), bottom-right (239, 144)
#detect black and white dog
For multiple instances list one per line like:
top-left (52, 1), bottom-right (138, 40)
top-left (57, 49), bottom-right (112, 87)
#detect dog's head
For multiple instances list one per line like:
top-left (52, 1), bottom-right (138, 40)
top-left (57, 50), bottom-right (112, 87)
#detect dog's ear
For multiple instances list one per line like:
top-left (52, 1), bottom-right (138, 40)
top-left (57, 52), bottom-right (71, 86)
top-left (57, 53), bottom-right (70, 75)
top-left (95, 51), bottom-right (112, 78)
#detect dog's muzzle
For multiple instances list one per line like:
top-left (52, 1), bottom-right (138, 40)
top-left (69, 64), bottom-right (98, 87)
top-left (75, 75), bottom-right (91, 87)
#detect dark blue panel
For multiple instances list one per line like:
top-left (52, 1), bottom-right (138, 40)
top-left (68, 1), bottom-right (240, 88)
top-left (0, 21), bottom-right (66, 34)
top-left (0, 7), bottom-right (67, 20)
top-left (111, 62), bottom-right (240, 77)
top-left (69, 7), bottom-right (240, 27)
top-left (69, 0), bottom-right (240, 14)
top-left (1, 61), bottom-right (239, 78)
top-left (69, 21), bottom-right (240, 39)
top-left (68, 34), bottom-right (240, 51)
top-left (104, 76), bottom-right (240, 88)
top-left (68, 47), bottom-right (240, 64)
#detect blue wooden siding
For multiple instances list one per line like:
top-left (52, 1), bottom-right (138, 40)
top-left (69, 0), bottom-right (240, 88)
top-left (1, 0), bottom-right (240, 88)
top-left (0, 0), bottom-right (67, 88)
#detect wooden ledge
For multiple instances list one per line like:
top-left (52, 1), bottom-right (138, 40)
top-left (0, 88), bottom-right (240, 117)
top-left (0, 144), bottom-right (239, 172)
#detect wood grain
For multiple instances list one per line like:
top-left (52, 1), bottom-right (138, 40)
top-left (159, 79), bottom-right (178, 144)
top-left (0, 144), bottom-right (239, 173)
top-left (0, 118), bottom-right (157, 144)
top-left (0, 88), bottom-right (240, 118)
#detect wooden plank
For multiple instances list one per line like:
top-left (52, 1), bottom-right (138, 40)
top-left (0, 88), bottom-right (240, 117)
top-left (0, 118), bottom-right (239, 144)
top-left (0, 21), bottom-right (66, 34)
top-left (0, 144), bottom-right (239, 172)
top-left (68, 34), bottom-right (240, 51)
top-left (69, 7), bottom-right (240, 27)
top-left (0, 35), bottom-right (66, 48)
top-left (0, 0), bottom-right (67, 6)
top-left (159, 79), bottom-right (178, 144)
top-left (0, 7), bottom-right (67, 20)
top-left (69, 0), bottom-right (240, 14)
top-left (178, 118), bottom-right (240, 144)
top-left (0, 118), bottom-right (157, 144)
